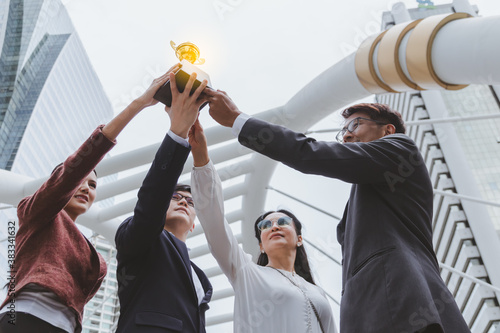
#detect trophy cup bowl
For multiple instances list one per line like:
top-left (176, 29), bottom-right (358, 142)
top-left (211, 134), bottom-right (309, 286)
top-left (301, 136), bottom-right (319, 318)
top-left (153, 41), bottom-right (211, 109)
top-left (174, 42), bottom-right (205, 65)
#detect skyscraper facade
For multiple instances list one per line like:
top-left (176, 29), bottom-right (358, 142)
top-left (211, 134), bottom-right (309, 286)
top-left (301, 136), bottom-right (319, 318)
top-left (0, 0), bottom-right (113, 176)
top-left (0, 0), bottom-right (115, 329)
top-left (82, 235), bottom-right (120, 333)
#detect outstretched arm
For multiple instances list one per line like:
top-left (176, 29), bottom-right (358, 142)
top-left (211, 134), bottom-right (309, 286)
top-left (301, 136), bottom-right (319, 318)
top-left (18, 65), bottom-right (182, 225)
top-left (116, 72), bottom-right (209, 257)
top-left (238, 118), bottom-right (420, 185)
top-left (102, 63), bottom-right (181, 140)
top-left (190, 120), bottom-right (251, 283)
top-left (205, 89), bottom-right (420, 185)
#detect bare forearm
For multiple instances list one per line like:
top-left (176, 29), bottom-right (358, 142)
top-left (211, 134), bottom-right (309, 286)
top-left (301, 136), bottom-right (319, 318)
top-left (192, 148), bottom-right (209, 167)
top-left (102, 100), bottom-right (145, 141)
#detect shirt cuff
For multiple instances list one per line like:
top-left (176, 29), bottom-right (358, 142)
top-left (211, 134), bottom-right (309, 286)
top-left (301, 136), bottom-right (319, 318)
top-left (168, 130), bottom-right (190, 148)
top-left (231, 113), bottom-right (251, 137)
top-left (192, 158), bottom-right (213, 170)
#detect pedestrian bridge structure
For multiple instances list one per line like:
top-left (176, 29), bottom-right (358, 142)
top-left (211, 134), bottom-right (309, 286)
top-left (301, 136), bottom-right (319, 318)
top-left (1, 3), bottom-right (500, 332)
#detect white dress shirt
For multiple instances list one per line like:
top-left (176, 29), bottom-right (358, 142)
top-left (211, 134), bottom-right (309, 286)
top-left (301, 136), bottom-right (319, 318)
top-left (231, 113), bottom-right (251, 137)
top-left (161, 133), bottom-right (205, 306)
top-left (168, 130), bottom-right (190, 147)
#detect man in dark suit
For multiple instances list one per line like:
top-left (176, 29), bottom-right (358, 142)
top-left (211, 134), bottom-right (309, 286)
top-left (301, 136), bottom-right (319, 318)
top-left (204, 89), bottom-right (470, 333)
top-left (115, 71), bottom-right (212, 332)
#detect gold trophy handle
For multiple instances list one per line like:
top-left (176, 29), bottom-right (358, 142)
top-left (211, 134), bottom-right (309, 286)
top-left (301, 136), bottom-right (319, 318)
top-left (194, 58), bottom-right (205, 65)
top-left (170, 40), bottom-right (177, 51)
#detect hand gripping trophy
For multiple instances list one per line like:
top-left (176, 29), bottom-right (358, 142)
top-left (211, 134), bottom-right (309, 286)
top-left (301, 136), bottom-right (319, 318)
top-left (154, 41), bottom-right (211, 108)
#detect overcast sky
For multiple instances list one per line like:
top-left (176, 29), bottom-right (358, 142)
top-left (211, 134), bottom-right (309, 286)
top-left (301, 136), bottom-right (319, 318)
top-left (64, 0), bottom-right (500, 153)
top-left (65, 1), bottom-right (500, 331)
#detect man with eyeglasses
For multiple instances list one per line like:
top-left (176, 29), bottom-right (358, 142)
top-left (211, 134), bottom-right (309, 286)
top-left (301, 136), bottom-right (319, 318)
top-left (204, 89), bottom-right (470, 333)
top-left (114, 71), bottom-right (212, 332)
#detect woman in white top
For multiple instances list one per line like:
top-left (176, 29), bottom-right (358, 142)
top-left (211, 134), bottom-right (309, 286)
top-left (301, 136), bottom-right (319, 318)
top-left (189, 120), bottom-right (337, 333)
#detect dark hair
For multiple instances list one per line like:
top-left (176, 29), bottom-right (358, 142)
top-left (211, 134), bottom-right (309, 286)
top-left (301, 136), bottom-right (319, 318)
top-left (254, 209), bottom-right (315, 285)
top-left (341, 103), bottom-right (406, 134)
top-left (174, 184), bottom-right (191, 193)
top-left (51, 163), bottom-right (97, 177)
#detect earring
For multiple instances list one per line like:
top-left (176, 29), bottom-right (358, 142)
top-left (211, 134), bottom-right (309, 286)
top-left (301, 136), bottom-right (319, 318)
top-left (261, 250), bottom-right (265, 254)
top-left (297, 242), bottom-right (302, 247)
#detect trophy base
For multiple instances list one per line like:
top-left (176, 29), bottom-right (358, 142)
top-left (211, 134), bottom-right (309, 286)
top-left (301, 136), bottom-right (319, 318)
top-left (154, 59), bottom-right (211, 109)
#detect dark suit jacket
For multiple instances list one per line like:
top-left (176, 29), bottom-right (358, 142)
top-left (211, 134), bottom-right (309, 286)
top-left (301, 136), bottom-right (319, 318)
top-left (115, 133), bottom-right (212, 333)
top-left (239, 118), bottom-right (470, 333)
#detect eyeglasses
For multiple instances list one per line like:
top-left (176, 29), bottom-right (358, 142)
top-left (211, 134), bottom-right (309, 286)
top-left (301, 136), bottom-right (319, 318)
top-left (171, 192), bottom-right (195, 207)
top-left (257, 216), bottom-right (293, 232)
top-left (336, 117), bottom-right (388, 143)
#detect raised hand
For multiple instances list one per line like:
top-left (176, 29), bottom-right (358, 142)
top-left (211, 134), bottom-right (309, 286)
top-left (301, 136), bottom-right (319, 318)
top-left (102, 64), bottom-right (181, 141)
top-left (204, 89), bottom-right (242, 127)
top-left (166, 72), bottom-right (208, 138)
top-left (189, 118), bottom-right (209, 167)
top-left (136, 63), bottom-right (181, 108)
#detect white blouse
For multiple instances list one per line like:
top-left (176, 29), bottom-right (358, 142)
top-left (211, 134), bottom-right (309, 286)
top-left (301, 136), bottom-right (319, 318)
top-left (192, 161), bottom-right (337, 333)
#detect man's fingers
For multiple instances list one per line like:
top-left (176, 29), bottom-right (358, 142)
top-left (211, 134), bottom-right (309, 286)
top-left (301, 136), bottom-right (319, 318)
top-left (193, 117), bottom-right (203, 131)
top-left (195, 93), bottom-right (210, 109)
top-left (184, 72), bottom-right (198, 96)
top-left (195, 98), bottom-right (209, 110)
top-left (203, 87), bottom-right (216, 97)
top-left (169, 72), bottom-right (178, 95)
top-left (192, 79), bottom-right (208, 100)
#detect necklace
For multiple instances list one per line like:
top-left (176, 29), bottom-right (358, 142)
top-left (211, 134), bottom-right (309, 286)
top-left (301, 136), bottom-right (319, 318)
top-left (266, 265), bottom-right (296, 276)
top-left (268, 267), bottom-right (325, 333)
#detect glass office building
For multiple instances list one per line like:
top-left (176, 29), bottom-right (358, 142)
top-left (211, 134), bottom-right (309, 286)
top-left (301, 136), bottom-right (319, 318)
top-left (0, 0), bottom-right (113, 175)
top-left (0, 0), bottom-right (114, 329)
top-left (82, 235), bottom-right (120, 333)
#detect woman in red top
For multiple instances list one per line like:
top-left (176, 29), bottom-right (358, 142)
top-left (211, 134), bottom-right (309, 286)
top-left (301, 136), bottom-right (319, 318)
top-left (0, 64), bottom-right (180, 333)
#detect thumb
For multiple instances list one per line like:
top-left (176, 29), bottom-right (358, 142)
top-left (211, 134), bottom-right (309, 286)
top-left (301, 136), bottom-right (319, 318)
top-left (194, 117), bottom-right (203, 130)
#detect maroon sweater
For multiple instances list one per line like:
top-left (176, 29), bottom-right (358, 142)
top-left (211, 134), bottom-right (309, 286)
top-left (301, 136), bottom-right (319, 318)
top-left (1, 126), bottom-right (115, 332)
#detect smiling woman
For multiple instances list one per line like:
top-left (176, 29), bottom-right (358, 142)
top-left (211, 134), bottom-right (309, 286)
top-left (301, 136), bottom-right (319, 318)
top-left (63, 172), bottom-right (98, 221)
top-left (0, 67), bottom-right (181, 332)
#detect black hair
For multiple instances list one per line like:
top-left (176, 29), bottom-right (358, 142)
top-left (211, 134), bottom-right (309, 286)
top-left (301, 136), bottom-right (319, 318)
top-left (341, 103), bottom-right (406, 134)
top-left (51, 162), bottom-right (97, 177)
top-left (174, 184), bottom-right (191, 193)
top-left (254, 209), bottom-right (315, 285)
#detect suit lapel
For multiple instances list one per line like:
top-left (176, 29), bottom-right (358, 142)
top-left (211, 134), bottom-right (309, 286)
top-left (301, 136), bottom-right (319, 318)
top-left (164, 231), bottom-right (199, 304)
top-left (165, 231), bottom-right (192, 276)
top-left (191, 262), bottom-right (213, 306)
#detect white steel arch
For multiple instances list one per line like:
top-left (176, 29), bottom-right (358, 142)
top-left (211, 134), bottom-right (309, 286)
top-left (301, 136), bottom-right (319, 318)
top-left (2, 10), bottom-right (500, 331)
top-left (2, 13), bottom-right (499, 242)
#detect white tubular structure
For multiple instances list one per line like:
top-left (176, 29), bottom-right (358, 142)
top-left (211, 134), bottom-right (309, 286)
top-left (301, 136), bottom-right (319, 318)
top-left (2, 5), bottom-right (500, 330)
top-left (1, 13), bottom-right (500, 246)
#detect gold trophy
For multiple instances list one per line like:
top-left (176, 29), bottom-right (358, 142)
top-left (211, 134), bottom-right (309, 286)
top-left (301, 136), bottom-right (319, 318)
top-left (154, 41), bottom-right (211, 108)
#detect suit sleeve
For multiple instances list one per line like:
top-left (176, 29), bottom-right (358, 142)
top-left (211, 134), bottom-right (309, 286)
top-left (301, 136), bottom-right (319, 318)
top-left (191, 160), bottom-right (252, 284)
top-left (239, 117), bottom-right (420, 185)
top-left (115, 133), bottom-right (190, 257)
top-left (18, 125), bottom-right (115, 228)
